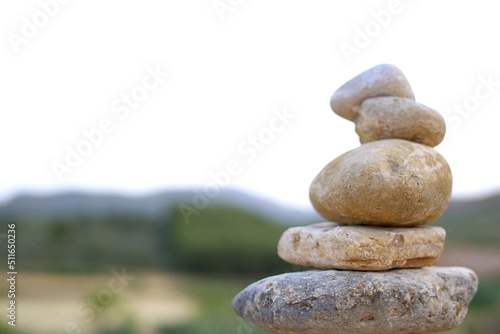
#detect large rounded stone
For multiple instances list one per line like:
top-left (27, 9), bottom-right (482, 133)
top-left (355, 97), bottom-right (446, 147)
top-left (330, 64), bottom-right (415, 121)
top-left (277, 222), bottom-right (445, 270)
top-left (309, 139), bottom-right (452, 226)
top-left (232, 267), bottom-right (478, 334)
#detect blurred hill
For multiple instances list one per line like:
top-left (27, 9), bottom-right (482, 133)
top-left (0, 188), bottom-right (321, 225)
top-left (0, 189), bottom-right (320, 274)
top-left (0, 189), bottom-right (498, 274)
top-left (1, 189), bottom-right (498, 245)
top-left (435, 193), bottom-right (500, 246)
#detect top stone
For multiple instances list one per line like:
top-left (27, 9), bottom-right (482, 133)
top-left (331, 64), bottom-right (415, 121)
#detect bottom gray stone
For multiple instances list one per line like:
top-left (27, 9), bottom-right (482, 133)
top-left (232, 267), bottom-right (478, 334)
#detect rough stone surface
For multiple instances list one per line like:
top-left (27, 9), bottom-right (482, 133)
top-left (277, 222), bottom-right (445, 270)
top-left (309, 139), bottom-right (452, 226)
top-left (355, 97), bottom-right (446, 147)
top-left (330, 64), bottom-right (415, 121)
top-left (232, 267), bottom-right (478, 334)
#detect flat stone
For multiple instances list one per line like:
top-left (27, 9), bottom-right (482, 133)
top-left (310, 139), bottom-right (452, 226)
top-left (277, 223), bottom-right (445, 270)
top-left (355, 97), bottom-right (446, 147)
top-left (331, 64), bottom-right (415, 121)
top-left (232, 267), bottom-right (478, 334)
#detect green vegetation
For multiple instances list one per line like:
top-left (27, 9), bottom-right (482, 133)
top-left (164, 205), bottom-right (291, 275)
top-left (438, 212), bottom-right (500, 247)
top-left (0, 204), bottom-right (292, 275)
top-left (436, 194), bottom-right (500, 247)
top-left (4, 215), bottom-right (159, 272)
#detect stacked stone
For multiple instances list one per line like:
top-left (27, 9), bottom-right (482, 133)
top-left (232, 64), bottom-right (478, 334)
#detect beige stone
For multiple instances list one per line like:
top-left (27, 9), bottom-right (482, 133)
top-left (278, 222), bottom-right (445, 271)
top-left (310, 139), bottom-right (452, 226)
top-left (233, 267), bottom-right (479, 334)
top-left (355, 97), bottom-right (446, 147)
top-left (330, 64), bottom-right (415, 121)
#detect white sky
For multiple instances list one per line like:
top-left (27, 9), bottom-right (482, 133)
top-left (1, 0), bottom-right (499, 208)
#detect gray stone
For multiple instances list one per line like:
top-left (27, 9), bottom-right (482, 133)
top-left (355, 97), bottom-right (446, 147)
top-left (330, 64), bottom-right (415, 121)
top-left (232, 267), bottom-right (478, 334)
top-left (277, 222), bottom-right (445, 270)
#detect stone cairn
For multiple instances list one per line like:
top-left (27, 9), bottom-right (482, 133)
top-left (232, 64), bottom-right (478, 334)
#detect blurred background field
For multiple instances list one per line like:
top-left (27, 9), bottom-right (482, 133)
top-left (0, 189), bottom-right (499, 334)
top-left (2, 1), bottom-right (500, 333)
